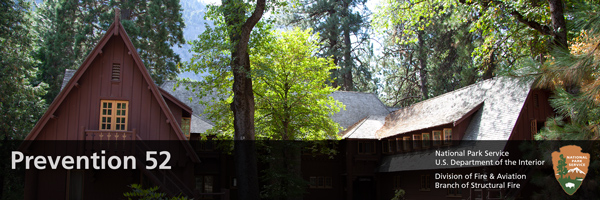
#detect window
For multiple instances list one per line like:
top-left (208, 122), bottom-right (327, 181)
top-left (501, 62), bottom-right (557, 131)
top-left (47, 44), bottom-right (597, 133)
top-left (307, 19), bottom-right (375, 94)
top-left (67, 170), bottom-right (84, 200)
top-left (447, 180), bottom-right (462, 197)
top-left (196, 175), bottom-right (214, 193)
top-left (358, 141), bottom-right (375, 154)
top-left (412, 134), bottom-right (421, 149)
top-left (420, 174), bottom-right (430, 191)
top-left (393, 175), bottom-right (401, 189)
top-left (99, 100), bottom-right (128, 131)
top-left (530, 119), bottom-right (537, 139)
top-left (309, 176), bottom-right (332, 188)
top-left (422, 133), bottom-right (430, 148)
top-left (433, 130), bottom-right (442, 146)
top-left (383, 139), bottom-right (393, 153)
top-left (403, 136), bottom-right (411, 151)
top-left (182, 117), bottom-right (191, 138)
top-left (443, 128), bottom-right (452, 145)
top-left (395, 138), bottom-right (402, 152)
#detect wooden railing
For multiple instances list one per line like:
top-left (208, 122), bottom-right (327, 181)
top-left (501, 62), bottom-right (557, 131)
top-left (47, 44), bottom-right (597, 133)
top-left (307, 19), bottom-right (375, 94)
top-left (84, 129), bottom-right (136, 141)
top-left (82, 128), bottom-right (136, 154)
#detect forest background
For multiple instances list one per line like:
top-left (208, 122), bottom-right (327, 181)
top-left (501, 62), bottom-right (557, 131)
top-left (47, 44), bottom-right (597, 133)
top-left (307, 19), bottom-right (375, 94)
top-left (1, 0), bottom-right (599, 199)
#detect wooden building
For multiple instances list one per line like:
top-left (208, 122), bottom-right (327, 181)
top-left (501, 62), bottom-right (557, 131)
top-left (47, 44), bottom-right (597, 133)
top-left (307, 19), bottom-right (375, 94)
top-left (20, 17), bottom-right (200, 199)
top-left (43, 17), bottom-right (555, 199)
top-left (157, 77), bottom-right (554, 200)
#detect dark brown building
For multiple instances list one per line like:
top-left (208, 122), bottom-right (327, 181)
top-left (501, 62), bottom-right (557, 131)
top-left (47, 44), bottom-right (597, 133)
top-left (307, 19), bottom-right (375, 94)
top-left (20, 18), bottom-right (200, 199)
top-left (24, 16), bottom-right (556, 200)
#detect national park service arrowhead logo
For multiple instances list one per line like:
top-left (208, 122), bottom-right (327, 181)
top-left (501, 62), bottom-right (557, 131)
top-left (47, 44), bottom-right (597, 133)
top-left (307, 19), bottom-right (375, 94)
top-left (551, 145), bottom-right (590, 195)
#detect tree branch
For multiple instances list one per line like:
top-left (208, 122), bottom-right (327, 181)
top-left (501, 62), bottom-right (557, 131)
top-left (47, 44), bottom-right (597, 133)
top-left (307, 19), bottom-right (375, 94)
top-left (510, 10), bottom-right (554, 36)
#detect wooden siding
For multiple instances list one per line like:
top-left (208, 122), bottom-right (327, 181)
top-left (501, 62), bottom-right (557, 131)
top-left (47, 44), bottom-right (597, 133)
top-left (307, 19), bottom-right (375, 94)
top-left (509, 89), bottom-right (555, 140)
top-left (35, 36), bottom-right (183, 141)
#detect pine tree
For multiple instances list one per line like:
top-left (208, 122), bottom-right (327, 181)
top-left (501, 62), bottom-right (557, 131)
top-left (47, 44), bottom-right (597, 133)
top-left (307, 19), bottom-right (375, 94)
top-left (0, 0), bottom-right (47, 140)
top-left (534, 1), bottom-right (600, 140)
top-left (282, 0), bottom-right (370, 91)
top-left (34, 0), bottom-right (186, 102)
top-left (1, 0), bottom-right (47, 198)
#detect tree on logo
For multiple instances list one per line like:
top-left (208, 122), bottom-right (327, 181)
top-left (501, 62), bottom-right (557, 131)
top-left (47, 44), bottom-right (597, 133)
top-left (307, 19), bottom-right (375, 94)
top-left (557, 154), bottom-right (567, 179)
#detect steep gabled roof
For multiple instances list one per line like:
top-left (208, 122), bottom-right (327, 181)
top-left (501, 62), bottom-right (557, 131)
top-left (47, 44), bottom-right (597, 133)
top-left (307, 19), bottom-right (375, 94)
top-left (22, 18), bottom-right (200, 162)
top-left (329, 91), bottom-right (392, 130)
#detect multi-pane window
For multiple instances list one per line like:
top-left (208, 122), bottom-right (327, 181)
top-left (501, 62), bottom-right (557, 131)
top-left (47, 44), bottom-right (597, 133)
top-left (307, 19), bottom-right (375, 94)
top-left (420, 174), bottom-right (430, 191)
top-left (393, 175), bottom-right (401, 189)
top-left (403, 136), bottom-right (411, 151)
top-left (196, 175), bottom-right (214, 193)
top-left (182, 117), bottom-right (191, 138)
top-left (100, 100), bottom-right (128, 131)
top-left (443, 128), bottom-right (452, 145)
top-left (447, 180), bottom-right (462, 197)
top-left (422, 133), bottom-right (431, 148)
top-left (395, 138), bottom-right (402, 152)
top-left (358, 141), bottom-right (375, 154)
top-left (309, 176), bottom-right (332, 188)
top-left (412, 134), bottom-right (421, 149)
top-left (433, 130), bottom-right (442, 146)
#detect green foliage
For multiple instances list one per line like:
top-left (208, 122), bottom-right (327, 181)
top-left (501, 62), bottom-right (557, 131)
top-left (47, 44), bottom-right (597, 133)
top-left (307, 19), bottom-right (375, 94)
top-left (123, 184), bottom-right (188, 200)
top-left (0, 0), bottom-right (47, 140)
top-left (533, 1), bottom-right (600, 140)
top-left (372, 0), bottom-right (480, 106)
top-left (251, 28), bottom-right (343, 140)
top-left (280, 0), bottom-right (373, 91)
top-left (185, 27), bottom-right (343, 140)
top-left (391, 189), bottom-right (405, 200)
top-left (33, 0), bottom-right (186, 101)
top-left (557, 154), bottom-right (567, 179)
top-left (1, 1), bottom-right (46, 198)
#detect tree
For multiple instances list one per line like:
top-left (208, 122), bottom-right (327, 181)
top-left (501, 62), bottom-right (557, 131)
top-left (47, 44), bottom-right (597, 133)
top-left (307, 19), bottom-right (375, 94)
top-left (252, 28), bottom-right (343, 200)
top-left (184, 0), bottom-right (271, 198)
top-left (0, 0), bottom-right (47, 141)
top-left (33, 0), bottom-right (185, 102)
top-left (372, 0), bottom-right (480, 106)
top-left (282, 0), bottom-right (371, 91)
top-left (534, 1), bottom-right (600, 140)
top-left (0, 0), bottom-right (47, 198)
top-left (185, 26), bottom-right (343, 199)
top-left (557, 154), bottom-right (567, 179)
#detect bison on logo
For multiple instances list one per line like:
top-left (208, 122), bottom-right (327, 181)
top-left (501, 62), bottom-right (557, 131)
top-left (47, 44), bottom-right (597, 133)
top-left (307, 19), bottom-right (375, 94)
top-left (551, 145), bottom-right (589, 195)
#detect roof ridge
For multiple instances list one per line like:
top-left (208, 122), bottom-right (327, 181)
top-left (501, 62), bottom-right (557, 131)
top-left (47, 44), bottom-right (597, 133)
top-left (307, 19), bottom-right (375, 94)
top-left (392, 78), bottom-right (495, 113)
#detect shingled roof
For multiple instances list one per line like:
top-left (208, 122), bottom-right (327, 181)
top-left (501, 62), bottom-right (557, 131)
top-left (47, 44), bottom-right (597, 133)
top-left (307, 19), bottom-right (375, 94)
top-left (378, 77), bottom-right (533, 172)
top-left (159, 81), bottom-right (218, 125)
top-left (330, 91), bottom-right (392, 130)
top-left (159, 82), bottom-right (392, 135)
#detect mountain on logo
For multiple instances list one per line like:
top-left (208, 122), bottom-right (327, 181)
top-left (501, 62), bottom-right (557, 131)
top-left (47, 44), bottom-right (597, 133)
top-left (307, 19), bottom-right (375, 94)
top-left (567, 167), bottom-right (586, 174)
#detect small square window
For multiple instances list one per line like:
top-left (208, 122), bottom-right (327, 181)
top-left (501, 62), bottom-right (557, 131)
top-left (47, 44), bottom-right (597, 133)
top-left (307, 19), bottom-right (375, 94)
top-left (99, 100), bottom-right (128, 131)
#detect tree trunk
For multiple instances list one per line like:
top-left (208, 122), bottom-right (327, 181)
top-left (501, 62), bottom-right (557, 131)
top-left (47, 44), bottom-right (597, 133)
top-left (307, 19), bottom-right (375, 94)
top-left (547, 0), bottom-right (567, 49)
top-left (341, 0), bottom-right (353, 91)
top-left (417, 30), bottom-right (428, 99)
top-left (222, 0), bottom-right (266, 199)
top-left (483, 50), bottom-right (495, 80)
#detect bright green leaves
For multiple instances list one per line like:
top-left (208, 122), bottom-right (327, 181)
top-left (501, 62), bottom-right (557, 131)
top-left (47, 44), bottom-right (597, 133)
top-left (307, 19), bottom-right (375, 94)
top-left (183, 27), bottom-right (343, 141)
top-left (251, 28), bottom-right (343, 140)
